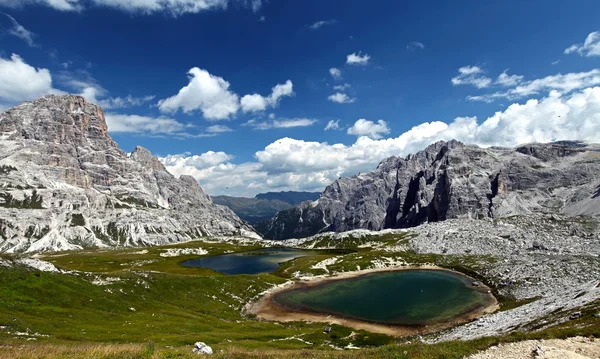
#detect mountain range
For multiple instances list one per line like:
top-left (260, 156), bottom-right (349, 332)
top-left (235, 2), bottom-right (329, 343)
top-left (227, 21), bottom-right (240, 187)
top-left (255, 140), bottom-right (600, 239)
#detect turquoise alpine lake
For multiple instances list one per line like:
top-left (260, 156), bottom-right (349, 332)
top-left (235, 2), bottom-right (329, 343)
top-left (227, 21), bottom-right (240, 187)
top-left (182, 247), bottom-right (314, 275)
top-left (272, 269), bottom-right (494, 326)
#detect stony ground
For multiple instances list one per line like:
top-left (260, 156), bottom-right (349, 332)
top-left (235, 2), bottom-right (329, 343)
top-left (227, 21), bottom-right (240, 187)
top-left (409, 214), bottom-right (600, 300)
top-left (467, 336), bottom-right (600, 359)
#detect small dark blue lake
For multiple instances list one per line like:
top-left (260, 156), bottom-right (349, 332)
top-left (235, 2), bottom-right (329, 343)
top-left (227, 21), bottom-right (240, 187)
top-left (182, 248), bottom-right (313, 275)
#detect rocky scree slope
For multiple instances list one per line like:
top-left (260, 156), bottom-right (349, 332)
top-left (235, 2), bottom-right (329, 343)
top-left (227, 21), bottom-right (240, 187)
top-left (0, 95), bottom-right (257, 253)
top-left (255, 140), bottom-right (600, 239)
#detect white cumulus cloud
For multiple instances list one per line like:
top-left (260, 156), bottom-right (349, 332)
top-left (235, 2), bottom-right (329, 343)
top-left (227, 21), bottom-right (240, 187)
top-left (451, 65), bottom-right (492, 88)
top-left (564, 30), bottom-right (600, 57)
top-left (159, 70), bottom-right (293, 119)
top-left (239, 94), bottom-right (266, 113)
top-left (329, 67), bottom-right (342, 79)
top-left (241, 80), bottom-right (293, 113)
top-left (328, 92), bottom-right (356, 104)
top-left (347, 119), bottom-right (390, 139)
top-left (346, 52), bottom-right (370, 66)
top-left (157, 67), bottom-right (239, 120)
top-left (160, 151), bottom-right (234, 171)
top-left (495, 70), bottom-right (524, 87)
top-left (0, 54), bottom-right (58, 103)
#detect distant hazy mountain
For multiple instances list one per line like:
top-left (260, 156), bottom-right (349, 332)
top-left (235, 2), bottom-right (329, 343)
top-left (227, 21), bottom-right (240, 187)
top-left (254, 191), bottom-right (321, 206)
top-left (212, 191), bottom-right (320, 223)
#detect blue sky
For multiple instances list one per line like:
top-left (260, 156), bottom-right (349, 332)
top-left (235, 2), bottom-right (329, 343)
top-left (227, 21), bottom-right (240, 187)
top-left (0, 0), bottom-right (599, 196)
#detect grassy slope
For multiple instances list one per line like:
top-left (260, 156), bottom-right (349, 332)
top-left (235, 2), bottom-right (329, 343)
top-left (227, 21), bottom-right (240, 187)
top-left (0, 237), bottom-right (598, 358)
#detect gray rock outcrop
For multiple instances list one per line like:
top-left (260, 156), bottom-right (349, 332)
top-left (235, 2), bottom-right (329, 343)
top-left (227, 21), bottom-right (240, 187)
top-left (0, 95), bottom-right (258, 253)
top-left (255, 140), bottom-right (600, 239)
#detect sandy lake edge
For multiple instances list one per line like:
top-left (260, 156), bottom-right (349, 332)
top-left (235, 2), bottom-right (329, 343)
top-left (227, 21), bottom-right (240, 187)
top-left (244, 265), bottom-right (499, 337)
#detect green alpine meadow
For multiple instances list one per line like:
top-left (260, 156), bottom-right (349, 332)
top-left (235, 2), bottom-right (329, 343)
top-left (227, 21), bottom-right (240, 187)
top-left (1, 1), bottom-right (600, 358)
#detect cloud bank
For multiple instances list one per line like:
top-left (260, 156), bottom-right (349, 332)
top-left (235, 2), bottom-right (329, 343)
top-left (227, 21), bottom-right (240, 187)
top-left (0, 0), bottom-right (263, 16)
top-left (162, 86), bottom-right (600, 196)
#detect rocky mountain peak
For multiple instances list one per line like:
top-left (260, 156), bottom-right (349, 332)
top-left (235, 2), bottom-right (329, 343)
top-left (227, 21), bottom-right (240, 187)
top-left (130, 146), bottom-right (166, 171)
top-left (1, 94), bottom-right (120, 152)
top-left (405, 139), bottom-right (464, 163)
top-left (0, 95), bottom-right (257, 253)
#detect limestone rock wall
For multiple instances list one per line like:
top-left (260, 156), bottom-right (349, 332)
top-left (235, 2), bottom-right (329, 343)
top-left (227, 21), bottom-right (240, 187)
top-left (0, 95), bottom-right (258, 253)
top-left (256, 140), bottom-right (600, 240)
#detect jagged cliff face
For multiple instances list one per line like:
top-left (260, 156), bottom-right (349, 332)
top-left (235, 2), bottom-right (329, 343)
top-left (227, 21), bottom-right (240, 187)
top-left (0, 95), bottom-right (258, 253)
top-left (255, 140), bottom-right (600, 240)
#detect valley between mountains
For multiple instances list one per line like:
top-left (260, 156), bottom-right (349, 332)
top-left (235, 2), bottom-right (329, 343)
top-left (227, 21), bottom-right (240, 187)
top-left (0, 95), bottom-right (599, 358)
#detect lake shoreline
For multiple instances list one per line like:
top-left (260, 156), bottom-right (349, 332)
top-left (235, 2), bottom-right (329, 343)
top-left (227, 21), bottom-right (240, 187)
top-left (245, 265), bottom-right (499, 337)
top-left (182, 247), bottom-right (318, 275)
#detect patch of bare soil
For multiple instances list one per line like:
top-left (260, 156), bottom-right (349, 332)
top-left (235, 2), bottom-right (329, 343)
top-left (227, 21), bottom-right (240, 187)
top-left (468, 336), bottom-right (600, 359)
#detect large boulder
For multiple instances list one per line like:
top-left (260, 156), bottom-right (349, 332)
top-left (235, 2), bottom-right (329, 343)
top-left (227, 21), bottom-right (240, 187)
top-left (192, 342), bottom-right (213, 355)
